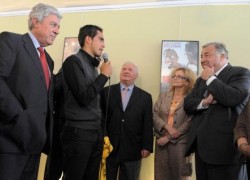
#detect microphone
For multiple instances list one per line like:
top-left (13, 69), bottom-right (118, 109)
top-left (102, 53), bottom-right (109, 63)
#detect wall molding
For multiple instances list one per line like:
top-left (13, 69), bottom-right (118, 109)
top-left (0, 0), bottom-right (249, 17)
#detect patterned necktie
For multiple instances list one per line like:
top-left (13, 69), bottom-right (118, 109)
top-left (121, 87), bottom-right (129, 110)
top-left (38, 47), bottom-right (50, 90)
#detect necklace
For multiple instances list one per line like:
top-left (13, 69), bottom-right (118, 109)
top-left (172, 95), bottom-right (183, 103)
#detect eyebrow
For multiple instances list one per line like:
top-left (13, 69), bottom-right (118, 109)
top-left (50, 21), bottom-right (60, 28)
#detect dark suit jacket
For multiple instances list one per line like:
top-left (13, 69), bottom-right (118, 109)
top-left (101, 83), bottom-right (153, 162)
top-left (184, 64), bottom-right (250, 165)
top-left (0, 32), bottom-right (54, 154)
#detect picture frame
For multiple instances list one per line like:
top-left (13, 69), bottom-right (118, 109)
top-left (62, 37), bottom-right (80, 62)
top-left (160, 40), bottom-right (199, 92)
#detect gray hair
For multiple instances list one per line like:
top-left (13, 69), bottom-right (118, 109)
top-left (28, 3), bottom-right (62, 30)
top-left (202, 42), bottom-right (229, 59)
top-left (122, 61), bottom-right (138, 74)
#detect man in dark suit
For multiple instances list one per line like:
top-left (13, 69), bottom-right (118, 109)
top-left (184, 42), bottom-right (250, 180)
top-left (0, 3), bottom-right (62, 180)
top-left (101, 62), bottom-right (154, 180)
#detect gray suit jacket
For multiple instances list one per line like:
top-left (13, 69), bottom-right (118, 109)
top-left (153, 91), bottom-right (192, 144)
top-left (0, 32), bottom-right (54, 154)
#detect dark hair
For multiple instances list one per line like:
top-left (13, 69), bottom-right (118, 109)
top-left (164, 48), bottom-right (179, 59)
top-left (78, 25), bottom-right (103, 47)
top-left (185, 42), bottom-right (198, 56)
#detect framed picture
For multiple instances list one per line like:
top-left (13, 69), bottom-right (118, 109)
top-left (160, 40), bottom-right (199, 92)
top-left (62, 37), bottom-right (80, 61)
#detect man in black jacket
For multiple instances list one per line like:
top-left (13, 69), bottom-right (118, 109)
top-left (0, 3), bottom-right (62, 180)
top-left (61, 25), bottom-right (112, 180)
top-left (101, 62), bottom-right (153, 180)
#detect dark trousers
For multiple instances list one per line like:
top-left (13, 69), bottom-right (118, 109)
top-left (195, 149), bottom-right (241, 180)
top-left (61, 126), bottom-right (103, 180)
top-left (106, 155), bottom-right (142, 180)
top-left (247, 159), bottom-right (250, 178)
top-left (0, 153), bottom-right (40, 180)
top-left (44, 117), bottom-right (65, 180)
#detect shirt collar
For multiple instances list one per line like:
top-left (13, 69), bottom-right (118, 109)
top-left (215, 63), bottom-right (228, 76)
top-left (28, 31), bottom-right (40, 49)
top-left (120, 83), bottom-right (134, 91)
top-left (79, 49), bottom-right (100, 67)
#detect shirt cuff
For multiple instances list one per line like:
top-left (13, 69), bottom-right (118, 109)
top-left (197, 100), bottom-right (209, 109)
top-left (206, 75), bottom-right (216, 85)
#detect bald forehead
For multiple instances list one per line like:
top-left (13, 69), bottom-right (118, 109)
top-left (122, 62), bottom-right (138, 73)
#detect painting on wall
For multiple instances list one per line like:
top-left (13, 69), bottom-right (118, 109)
top-left (160, 40), bottom-right (199, 92)
top-left (62, 37), bottom-right (80, 61)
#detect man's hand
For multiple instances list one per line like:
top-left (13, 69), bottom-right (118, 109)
top-left (100, 61), bottom-right (112, 78)
top-left (238, 137), bottom-right (250, 157)
top-left (239, 143), bottom-right (250, 157)
top-left (141, 149), bottom-right (150, 158)
top-left (201, 66), bottom-right (214, 80)
top-left (202, 93), bottom-right (217, 107)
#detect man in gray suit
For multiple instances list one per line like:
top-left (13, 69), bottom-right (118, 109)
top-left (184, 42), bottom-right (250, 180)
top-left (0, 3), bottom-right (62, 180)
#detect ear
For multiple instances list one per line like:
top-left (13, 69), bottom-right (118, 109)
top-left (32, 17), bottom-right (40, 28)
top-left (135, 72), bottom-right (139, 80)
top-left (85, 36), bottom-right (92, 45)
top-left (219, 53), bottom-right (226, 61)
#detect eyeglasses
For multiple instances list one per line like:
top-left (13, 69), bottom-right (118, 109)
top-left (172, 75), bottom-right (187, 80)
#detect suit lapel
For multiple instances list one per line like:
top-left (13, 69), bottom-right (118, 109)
top-left (112, 84), bottom-right (142, 111)
top-left (175, 99), bottom-right (184, 111)
top-left (44, 49), bottom-right (54, 78)
top-left (112, 84), bottom-right (124, 111)
top-left (22, 33), bottom-right (48, 90)
top-left (196, 77), bottom-right (208, 98)
top-left (125, 86), bottom-right (140, 111)
top-left (163, 91), bottom-right (173, 114)
top-left (216, 64), bottom-right (231, 81)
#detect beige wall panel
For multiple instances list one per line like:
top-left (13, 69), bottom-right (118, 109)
top-left (1, 5), bottom-right (250, 180)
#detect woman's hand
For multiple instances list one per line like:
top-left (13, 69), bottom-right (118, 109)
top-left (164, 124), bottom-right (180, 139)
top-left (157, 135), bottom-right (170, 146)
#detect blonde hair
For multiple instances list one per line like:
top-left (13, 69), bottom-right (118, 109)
top-left (169, 67), bottom-right (197, 94)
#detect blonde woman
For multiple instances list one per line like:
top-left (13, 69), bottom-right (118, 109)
top-left (154, 67), bottom-right (196, 180)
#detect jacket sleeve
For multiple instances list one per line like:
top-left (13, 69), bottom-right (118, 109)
top-left (142, 93), bottom-right (154, 152)
top-left (208, 67), bottom-right (250, 108)
top-left (153, 93), bottom-right (167, 133)
top-left (0, 32), bottom-right (23, 123)
top-left (234, 100), bottom-right (250, 142)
